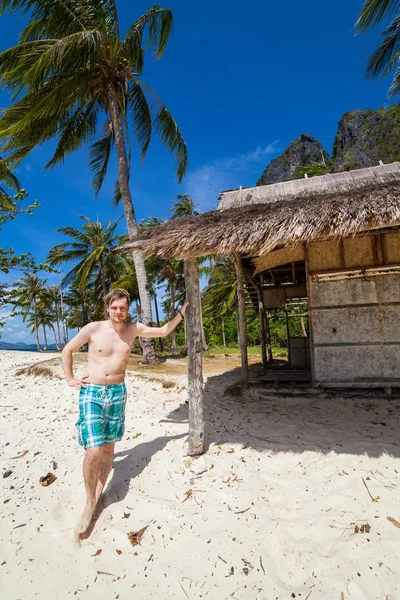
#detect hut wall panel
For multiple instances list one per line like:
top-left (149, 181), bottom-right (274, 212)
top-left (310, 273), bottom-right (400, 385)
top-left (310, 274), bottom-right (400, 307)
top-left (342, 236), bottom-right (374, 268)
top-left (312, 305), bottom-right (400, 344)
top-left (308, 241), bottom-right (341, 271)
top-left (384, 232), bottom-right (400, 264)
top-left (314, 345), bottom-right (400, 383)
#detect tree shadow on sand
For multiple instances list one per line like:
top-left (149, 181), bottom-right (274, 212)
top-left (160, 363), bottom-right (400, 459)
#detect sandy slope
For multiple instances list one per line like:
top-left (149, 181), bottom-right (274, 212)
top-left (1, 349), bottom-right (400, 600)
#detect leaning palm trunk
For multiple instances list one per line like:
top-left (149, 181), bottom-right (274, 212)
top-left (51, 323), bottom-right (61, 351)
top-left (42, 325), bottom-right (48, 351)
top-left (108, 84), bottom-right (156, 363)
top-left (99, 257), bottom-right (108, 319)
top-left (33, 298), bottom-right (41, 352)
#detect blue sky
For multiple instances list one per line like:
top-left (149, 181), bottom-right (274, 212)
top-left (0, 0), bottom-right (394, 343)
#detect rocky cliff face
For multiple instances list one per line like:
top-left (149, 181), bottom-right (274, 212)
top-left (332, 106), bottom-right (400, 171)
top-left (256, 134), bottom-right (329, 186)
top-left (256, 106), bottom-right (400, 186)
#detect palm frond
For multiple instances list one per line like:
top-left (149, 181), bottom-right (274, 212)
top-left (46, 100), bottom-right (99, 169)
top-left (128, 83), bottom-right (152, 159)
top-left (388, 63), bottom-right (400, 96)
top-left (112, 179), bottom-right (122, 207)
top-left (1, 0), bottom-right (103, 38)
top-left (122, 5), bottom-right (173, 64)
top-left (366, 15), bottom-right (400, 79)
top-left (356, 0), bottom-right (400, 33)
top-left (0, 158), bottom-right (21, 191)
top-left (133, 80), bottom-right (188, 182)
top-left (154, 106), bottom-right (188, 182)
top-left (89, 120), bottom-right (114, 195)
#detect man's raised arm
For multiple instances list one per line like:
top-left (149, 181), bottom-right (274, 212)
top-left (61, 323), bottom-right (94, 388)
top-left (136, 301), bottom-right (189, 339)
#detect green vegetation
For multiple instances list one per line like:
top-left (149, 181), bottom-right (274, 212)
top-left (0, 0), bottom-right (187, 363)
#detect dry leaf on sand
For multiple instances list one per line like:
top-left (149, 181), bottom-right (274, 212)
top-left (127, 526), bottom-right (148, 546)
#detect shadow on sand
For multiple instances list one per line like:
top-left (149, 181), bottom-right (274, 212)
top-left (160, 363), bottom-right (400, 459)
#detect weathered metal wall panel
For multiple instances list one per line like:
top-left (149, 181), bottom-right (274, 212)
top-left (312, 305), bottom-right (400, 344)
top-left (310, 271), bottom-right (400, 386)
top-left (310, 274), bottom-right (400, 307)
top-left (314, 345), bottom-right (400, 383)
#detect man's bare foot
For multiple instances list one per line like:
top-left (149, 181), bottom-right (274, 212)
top-left (74, 501), bottom-right (96, 540)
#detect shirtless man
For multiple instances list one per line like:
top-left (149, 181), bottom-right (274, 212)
top-left (62, 288), bottom-right (188, 541)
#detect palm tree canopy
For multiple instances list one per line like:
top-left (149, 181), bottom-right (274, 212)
top-left (170, 194), bottom-right (199, 218)
top-left (356, 0), bottom-right (400, 97)
top-left (0, 0), bottom-right (188, 183)
top-left (47, 215), bottom-right (129, 290)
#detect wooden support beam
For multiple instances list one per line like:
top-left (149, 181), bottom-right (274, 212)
top-left (234, 254), bottom-right (249, 384)
top-left (257, 287), bottom-right (267, 369)
top-left (183, 259), bottom-right (204, 456)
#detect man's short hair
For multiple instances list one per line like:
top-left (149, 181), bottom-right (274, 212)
top-left (105, 288), bottom-right (131, 307)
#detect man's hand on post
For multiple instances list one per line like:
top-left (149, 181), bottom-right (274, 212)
top-left (67, 375), bottom-right (89, 389)
top-left (180, 301), bottom-right (189, 318)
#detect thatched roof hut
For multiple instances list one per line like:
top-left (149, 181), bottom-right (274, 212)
top-left (116, 162), bottom-right (400, 407)
top-left (115, 162), bottom-right (400, 259)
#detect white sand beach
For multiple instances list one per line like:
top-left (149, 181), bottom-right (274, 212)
top-left (1, 349), bottom-right (400, 600)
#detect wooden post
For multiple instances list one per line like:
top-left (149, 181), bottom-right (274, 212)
top-left (184, 259), bottom-right (204, 456)
top-left (257, 287), bottom-right (267, 369)
top-left (234, 254), bottom-right (249, 384)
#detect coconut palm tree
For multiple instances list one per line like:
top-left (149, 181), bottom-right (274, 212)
top-left (40, 285), bottom-right (63, 349)
top-left (356, 0), bottom-right (400, 97)
top-left (47, 216), bottom-right (130, 317)
top-left (11, 273), bottom-right (47, 351)
top-left (169, 194), bottom-right (199, 218)
top-left (0, 0), bottom-right (188, 362)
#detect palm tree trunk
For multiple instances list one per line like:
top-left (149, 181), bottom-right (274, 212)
top-left (221, 317), bottom-right (226, 347)
top-left (51, 323), bottom-right (61, 350)
top-left (33, 297), bottom-right (41, 352)
top-left (99, 257), bottom-right (108, 318)
top-left (42, 325), bottom-right (48, 351)
top-left (54, 312), bottom-right (62, 350)
top-left (170, 278), bottom-right (177, 354)
top-left (153, 289), bottom-right (164, 352)
top-left (108, 83), bottom-right (156, 363)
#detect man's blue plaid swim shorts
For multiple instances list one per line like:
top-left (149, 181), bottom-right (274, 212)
top-left (75, 383), bottom-right (127, 449)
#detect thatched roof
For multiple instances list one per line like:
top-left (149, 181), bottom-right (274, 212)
top-left (114, 162), bottom-right (400, 260)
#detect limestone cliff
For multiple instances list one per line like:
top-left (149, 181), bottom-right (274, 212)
top-left (256, 134), bottom-right (329, 186)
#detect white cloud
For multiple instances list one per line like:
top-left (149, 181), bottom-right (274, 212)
top-left (216, 142), bottom-right (280, 172)
top-left (0, 310), bottom-right (13, 320)
top-left (183, 141), bottom-right (280, 211)
top-left (12, 330), bottom-right (31, 340)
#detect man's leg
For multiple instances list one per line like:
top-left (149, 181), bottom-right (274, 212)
top-left (93, 443), bottom-right (115, 516)
top-left (74, 446), bottom-right (103, 538)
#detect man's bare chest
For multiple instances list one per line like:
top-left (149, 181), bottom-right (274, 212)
top-left (89, 330), bottom-right (133, 359)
